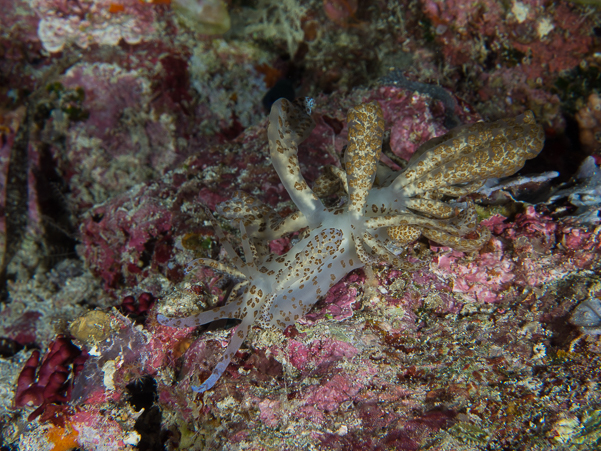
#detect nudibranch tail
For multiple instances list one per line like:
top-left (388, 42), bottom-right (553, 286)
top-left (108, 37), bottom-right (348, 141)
top-left (390, 110), bottom-right (545, 196)
top-left (343, 102), bottom-right (389, 266)
top-left (217, 191), bottom-right (310, 241)
top-left (435, 180), bottom-right (486, 197)
top-left (345, 102), bottom-right (384, 218)
top-left (421, 225), bottom-right (492, 252)
top-left (191, 315), bottom-right (256, 393)
top-left (404, 198), bottom-right (457, 219)
top-left (268, 98), bottom-right (328, 228)
top-left (202, 206), bottom-right (248, 272)
top-left (157, 300), bottom-right (240, 328)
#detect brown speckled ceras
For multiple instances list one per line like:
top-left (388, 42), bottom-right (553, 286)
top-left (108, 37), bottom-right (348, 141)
top-left (158, 98), bottom-right (545, 392)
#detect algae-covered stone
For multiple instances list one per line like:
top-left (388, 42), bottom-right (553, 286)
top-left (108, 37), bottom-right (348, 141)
top-left (69, 310), bottom-right (114, 344)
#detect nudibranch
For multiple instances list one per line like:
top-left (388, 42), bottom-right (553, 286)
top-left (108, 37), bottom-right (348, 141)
top-left (158, 98), bottom-right (545, 392)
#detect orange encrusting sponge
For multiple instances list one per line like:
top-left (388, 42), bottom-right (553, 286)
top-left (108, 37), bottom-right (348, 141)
top-left (47, 426), bottom-right (79, 451)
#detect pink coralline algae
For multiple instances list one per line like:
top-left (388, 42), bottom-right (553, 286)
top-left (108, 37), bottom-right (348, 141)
top-left (371, 85), bottom-right (480, 161)
top-left (77, 150), bottom-right (243, 288)
top-left (57, 62), bottom-right (180, 211)
top-left (1, 310), bottom-right (42, 346)
top-left (14, 336), bottom-right (88, 421)
top-left (235, 337), bottom-right (370, 426)
top-left (420, 0), bottom-right (593, 129)
top-left (422, 0), bottom-right (592, 80)
top-left (78, 104), bottom-right (339, 289)
top-left (323, 85), bottom-right (480, 162)
top-left (80, 189), bottom-right (176, 288)
top-left (302, 272), bottom-right (365, 323)
top-left (432, 206), bottom-right (601, 304)
top-left (284, 336), bottom-right (360, 375)
top-left (0, 0), bottom-right (42, 60)
top-left (303, 373), bottom-right (362, 413)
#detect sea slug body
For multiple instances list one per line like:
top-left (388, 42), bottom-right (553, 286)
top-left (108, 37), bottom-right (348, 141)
top-left (159, 98), bottom-right (545, 392)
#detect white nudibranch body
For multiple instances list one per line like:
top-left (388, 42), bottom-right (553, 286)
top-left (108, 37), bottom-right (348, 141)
top-left (159, 98), bottom-right (545, 392)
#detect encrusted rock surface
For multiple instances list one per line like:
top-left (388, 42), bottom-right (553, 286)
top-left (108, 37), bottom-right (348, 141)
top-left (1, 1), bottom-right (601, 450)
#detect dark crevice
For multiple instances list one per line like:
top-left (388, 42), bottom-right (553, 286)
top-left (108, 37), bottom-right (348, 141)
top-left (126, 376), bottom-right (167, 451)
top-left (0, 54), bottom-right (80, 302)
top-left (0, 104), bottom-right (32, 302)
top-left (0, 337), bottom-right (25, 358)
top-left (35, 142), bottom-right (78, 268)
top-left (521, 115), bottom-right (587, 183)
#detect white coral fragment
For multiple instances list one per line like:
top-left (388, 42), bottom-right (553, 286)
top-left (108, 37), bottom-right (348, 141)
top-left (35, 1), bottom-right (155, 53)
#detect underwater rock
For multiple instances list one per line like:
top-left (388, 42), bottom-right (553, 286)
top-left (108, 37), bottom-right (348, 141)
top-left (570, 297), bottom-right (601, 335)
top-left (547, 156), bottom-right (601, 224)
top-left (172, 0), bottom-right (230, 35)
top-left (69, 310), bottom-right (115, 345)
